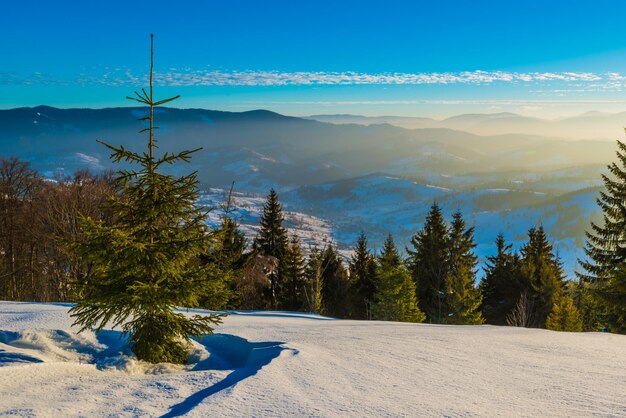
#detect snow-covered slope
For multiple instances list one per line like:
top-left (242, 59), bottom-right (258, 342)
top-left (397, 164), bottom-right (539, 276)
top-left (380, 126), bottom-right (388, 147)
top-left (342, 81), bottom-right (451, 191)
top-left (1, 302), bottom-right (624, 417)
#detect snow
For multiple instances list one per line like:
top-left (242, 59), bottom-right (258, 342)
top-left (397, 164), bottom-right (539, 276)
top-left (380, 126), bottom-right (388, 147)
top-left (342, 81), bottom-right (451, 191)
top-left (198, 189), bottom-right (336, 257)
top-left (1, 302), bottom-right (624, 417)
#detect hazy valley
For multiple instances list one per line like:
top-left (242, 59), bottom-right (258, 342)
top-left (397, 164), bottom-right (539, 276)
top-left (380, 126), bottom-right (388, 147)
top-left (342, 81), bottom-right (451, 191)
top-left (1, 105), bottom-right (618, 277)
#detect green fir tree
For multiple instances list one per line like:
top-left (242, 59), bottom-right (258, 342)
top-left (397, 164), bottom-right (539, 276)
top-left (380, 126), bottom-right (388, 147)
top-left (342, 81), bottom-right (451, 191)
top-left (407, 202), bottom-right (450, 323)
top-left (545, 295), bottom-right (583, 332)
top-left (200, 214), bottom-right (248, 310)
top-left (444, 211), bottom-right (483, 325)
top-left (280, 236), bottom-right (308, 311)
top-left (379, 233), bottom-right (403, 270)
top-left (372, 265), bottom-right (425, 323)
top-left (373, 234), bottom-right (425, 323)
top-left (480, 234), bottom-right (523, 325)
top-left (70, 35), bottom-right (222, 364)
top-left (579, 140), bottom-right (626, 333)
top-left (348, 232), bottom-right (378, 319)
top-left (253, 188), bottom-right (289, 308)
top-left (305, 247), bottom-right (324, 314)
top-left (519, 226), bottom-right (565, 328)
top-left (319, 244), bottom-right (350, 318)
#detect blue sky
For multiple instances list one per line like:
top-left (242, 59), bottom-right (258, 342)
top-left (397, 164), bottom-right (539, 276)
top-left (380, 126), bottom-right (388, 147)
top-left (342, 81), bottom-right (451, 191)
top-left (4, 0), bottom-right (626, 117)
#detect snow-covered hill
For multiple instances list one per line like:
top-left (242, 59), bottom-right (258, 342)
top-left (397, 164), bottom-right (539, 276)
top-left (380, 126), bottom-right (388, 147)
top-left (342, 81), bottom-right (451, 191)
top-left (0, 302), bottom-right (624, 417)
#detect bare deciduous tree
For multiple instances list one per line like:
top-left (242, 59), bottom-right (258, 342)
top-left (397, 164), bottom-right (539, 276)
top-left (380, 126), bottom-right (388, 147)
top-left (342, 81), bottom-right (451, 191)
top-left (506, 291), bottom-right (534, 327)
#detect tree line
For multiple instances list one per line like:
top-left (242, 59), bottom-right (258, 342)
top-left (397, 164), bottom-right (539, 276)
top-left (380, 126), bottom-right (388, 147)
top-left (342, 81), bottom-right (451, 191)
top-left (207, 190), bottom-right (586, 331)
top-left (1, 154), bottom-right (622, 334)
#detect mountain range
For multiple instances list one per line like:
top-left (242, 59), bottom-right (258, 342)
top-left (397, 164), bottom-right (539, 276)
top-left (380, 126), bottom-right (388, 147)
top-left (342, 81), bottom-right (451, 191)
top-left (307, 111), bottom-right (626, 140)
top-left (0, 105), bottom-right (619, 277)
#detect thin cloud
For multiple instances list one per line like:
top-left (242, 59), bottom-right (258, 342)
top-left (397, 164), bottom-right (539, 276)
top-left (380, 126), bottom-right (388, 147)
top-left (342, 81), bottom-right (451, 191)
top-left (2, 68), bottom-right (624, 88)
top-left (148, 70), bottom-right (605, 86)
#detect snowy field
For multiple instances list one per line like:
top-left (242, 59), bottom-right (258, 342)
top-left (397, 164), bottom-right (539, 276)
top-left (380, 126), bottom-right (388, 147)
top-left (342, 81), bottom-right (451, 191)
top-left (0, 302), bottom-right (624, 417)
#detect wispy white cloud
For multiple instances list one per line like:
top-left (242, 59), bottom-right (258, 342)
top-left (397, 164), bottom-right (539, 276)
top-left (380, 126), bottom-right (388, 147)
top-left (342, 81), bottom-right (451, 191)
top-left (139, 70), bottom-right (607, 87)
top-left (4, 68), bottom-right (626, 91)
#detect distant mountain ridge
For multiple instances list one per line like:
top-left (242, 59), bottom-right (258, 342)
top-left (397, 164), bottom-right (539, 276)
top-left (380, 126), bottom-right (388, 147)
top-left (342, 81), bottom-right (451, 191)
top-left (0, 106), bottom-right (615, 188)
top-left (307, 111), bottom-right (626, 140)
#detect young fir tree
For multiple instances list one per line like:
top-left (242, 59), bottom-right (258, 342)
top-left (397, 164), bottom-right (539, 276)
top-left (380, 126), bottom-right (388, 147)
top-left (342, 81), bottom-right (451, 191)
top-left (200, 214), bottom-right (248, 310)
top-left (444, 211), bottom-right (483, 325)
top-left (407, 202), bottom-right (450, 323)
top-left (253, 188), bottom-right (289, 308)
top-left (579, 140), bottom-right (626, 333)
top-left (319, 244), bottom-right (350, 318)
top-left (372, 265), bottom-right (425, 323)
top-left (348, 232), bottom-right (378, 319)
top-left (373, 234), bottom-right (425, 323)
top-left (70, 35), bottom-right (222, 364)
top-left (305, 247), bottom-right (324, 314)
top-left (480, 234), bottom-right (523, 325)
top-left (545, 295), bottom-right (583, 332)
top-left (519, 226), bottom-right (565, 328)
top-left (379, 233), bottom-right (403, 270)
top-left (280, 236), bottom-right (308, 311)
top-left (574, 279), bottom-right (612, 332)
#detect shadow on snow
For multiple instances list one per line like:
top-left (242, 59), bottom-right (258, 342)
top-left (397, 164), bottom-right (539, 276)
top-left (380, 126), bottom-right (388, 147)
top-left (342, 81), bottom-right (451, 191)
top-left (0, 329), bottom-right (294, 416)
top-left (161, 334), bottom-right (293, 418)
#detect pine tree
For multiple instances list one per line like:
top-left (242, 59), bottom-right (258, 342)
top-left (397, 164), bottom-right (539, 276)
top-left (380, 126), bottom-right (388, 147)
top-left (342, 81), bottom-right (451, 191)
top-left (70, 35), bottom-right (222, 364)
top-left (407, 202), bottom-right (450, 323)
top-left (348, 232), bottom-right (378, 319)
top-left (519, 226), bottom-right (565, 328)
top-left (546, 296), bottom-right (583, 332)
top-left (480, 234), bottom-right (523, 325)
top-left (280, 236), bottom-right (308, 311)
top-left (372, 265), bottom-right (425, 323)
top-left (253, 188), bottom-right (288, 308)
top-left (444, 211), bottom-right (483, 325)
top-left (579, 140), bottom-right (626, 333)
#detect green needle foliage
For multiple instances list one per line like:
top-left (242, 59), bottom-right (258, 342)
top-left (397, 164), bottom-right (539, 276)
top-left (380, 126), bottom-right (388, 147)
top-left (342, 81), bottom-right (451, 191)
top-left (444, 212), bottom-right (483, 325)
top-left (546, 296), bottom-right (583, 332)
top-left (373, 235), bottom-right (425, 323)
top-left (579, 140), bottom-right (626, 333)
top-left (70, 35), bottom-right (223, 364)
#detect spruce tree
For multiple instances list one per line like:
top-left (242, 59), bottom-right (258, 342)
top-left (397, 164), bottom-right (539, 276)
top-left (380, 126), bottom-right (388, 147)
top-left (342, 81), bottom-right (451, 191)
top-left (519, 226), bottom-right (565, 328)
top-left (253, 188), bottom-right (288, 308)
top-left (372, 265), bottom-right (425, 323)
top-left (579, 140), bottom-right (626, 333)
top-left (407, 202), bottom-right (450, 323)
top-left (280, 236), bottom-right (308, 311)
top-left (200, 214), bottom-right (248, 310)
top-left (305, 247), bottom-right (324, 314)
top-left (480, 234), bottom-right (523, 325)
top-left (444, 211), bottom-right (483, 325)
top-left (574, 279), bottom-right (612, 332)
top-left (379, 233), bottom-right (403, 270)
top-left (348, 232), bottom-right (378, 319)
top-left (545, 296), bottom-right (583, 332)
top-left (70, 35), bottom-right (222, 364)
top-left (319, 244), bottom-right (350, 318)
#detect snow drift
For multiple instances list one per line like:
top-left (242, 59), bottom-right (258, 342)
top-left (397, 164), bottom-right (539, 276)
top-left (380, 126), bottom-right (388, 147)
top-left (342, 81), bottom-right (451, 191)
top-left (0, 301), bottom-right (624, 417)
